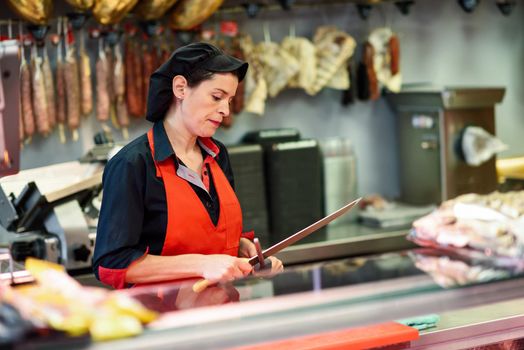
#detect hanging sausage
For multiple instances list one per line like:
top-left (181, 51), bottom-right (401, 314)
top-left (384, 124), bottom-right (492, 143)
top-left (19, 26), bottom-right (35, 140)
top-left (64, 19), bottom-right (82, 141)
top-left (54, 18), bottom-right (67, 143)
top-left (135, 40), bottom-right (146, 117)
top-left (79, 30), bottom-right (93, 116)
top-left (42, 43), bottom-right (56, 130)
top-left (114, 43), bottom-right (130, 139)
top-left (124, 32), bottom-right (144, 118)
top-left (95, 39), bottom-right (110, 124)
top-left (30, 45), bottom-right (50, 136)
top-left (142, 43), bottom-right (157, 116)
top-left (389, 35), bottom-right (400, 76)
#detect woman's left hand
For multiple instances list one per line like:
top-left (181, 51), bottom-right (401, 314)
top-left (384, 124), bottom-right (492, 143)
top-left (238, 238), bottom-right (284, 275)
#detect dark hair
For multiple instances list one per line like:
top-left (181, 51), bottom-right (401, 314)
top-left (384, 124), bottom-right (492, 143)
top-left (185, 67), bottom-right (244, 88)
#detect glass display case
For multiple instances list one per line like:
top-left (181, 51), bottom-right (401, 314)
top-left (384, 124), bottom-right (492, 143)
top-left (79, 248), bottom-right (524, 350)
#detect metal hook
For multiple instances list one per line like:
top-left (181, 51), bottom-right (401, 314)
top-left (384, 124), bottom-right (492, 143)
top-left (7, 19), bottom-right (12, 39)
top-left (263, 21), bottom-right (271, 43)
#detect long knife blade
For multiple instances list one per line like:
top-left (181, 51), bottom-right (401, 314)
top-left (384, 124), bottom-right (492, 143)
top-left (248, 198), bottom-right (361, 265)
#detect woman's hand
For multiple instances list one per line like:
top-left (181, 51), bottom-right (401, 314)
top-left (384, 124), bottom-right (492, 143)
top-left (200, 254), bottom-right (252, 283)
top-left (238, 238), bottom-right (284, 276)
top-left (238, 237), bottom-right (257, 258)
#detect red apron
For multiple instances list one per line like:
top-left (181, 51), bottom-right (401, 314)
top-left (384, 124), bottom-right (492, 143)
top-left (147, 128), bottom-right (242, 257)
top-left (128, 129), bottom-right (243, 289)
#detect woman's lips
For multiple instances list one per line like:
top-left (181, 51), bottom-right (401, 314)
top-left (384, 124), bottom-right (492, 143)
top-left (209, 120), bottom-right (221, 127)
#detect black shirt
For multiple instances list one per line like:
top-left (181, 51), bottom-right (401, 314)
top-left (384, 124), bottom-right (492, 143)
top-left (92, 122), bottom-right (235, 281)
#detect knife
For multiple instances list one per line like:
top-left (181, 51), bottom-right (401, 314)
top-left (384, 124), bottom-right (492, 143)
top-left (193, 198), bottom-right (361, 292)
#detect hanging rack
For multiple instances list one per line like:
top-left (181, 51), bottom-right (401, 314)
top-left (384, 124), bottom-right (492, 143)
top-left (0, 0), bottom-right (413, 25)
top-left (217, 0), bottom-right (407, 15)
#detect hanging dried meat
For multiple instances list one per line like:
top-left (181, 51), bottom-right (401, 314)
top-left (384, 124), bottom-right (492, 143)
top-left (96, 42), bottom-right (110, 123)
top-left (389, 35), bottom-right (400, 76)
top-left (124, 38), bottom-right (141, 117)
top-left (230, 37), bottom-right (245, 115)
top-left (368, 28), bottom-right (402, 93)
top-left (65, 0), bottom-right (94, 11)
top-left (7, 0), bottom-right (52, 25)
top-left (79, 33), bottom-right (93, 116)
top-left (92, 0), bottom-right (139, 25)
top-left (239, 35), bottom-right (267, 116)
top-left (20, 45), bottom-right (35, 138)
top-left (341, 58), bottom-right (355, 106)
top-left (42, 48), bottom-right (56, 129)
top-left (54, 19), bottom-right (67, 143)
top-left (281, 36), bottom-right (317, 92)
top-left (254, 41), bottom-right (299, 98)
top-left (30, 48), bottom-right (50, 136)
top-left (307, 26), bottom-right (356, 96)
top-left (105, 46), bottom-right (115, 105)
top-left (169, 0), bottom-right (224, 30)
top-left (64, 44), bottom-right (81, 139)
top-left (134, 0), bottom-right (179, 20)
top-left (364, 41), bottom-right (379, 100)
top-left (114, 46), bottom-right (130, 139)
top-left (142, 45), bottom-right (156, 115)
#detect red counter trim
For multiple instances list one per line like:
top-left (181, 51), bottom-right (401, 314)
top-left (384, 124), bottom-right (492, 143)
top-left (231, 322), bottom-right (419, 350)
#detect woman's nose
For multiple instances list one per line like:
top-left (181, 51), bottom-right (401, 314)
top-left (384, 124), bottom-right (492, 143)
top-left (218, 100), bottom-right (230, 116)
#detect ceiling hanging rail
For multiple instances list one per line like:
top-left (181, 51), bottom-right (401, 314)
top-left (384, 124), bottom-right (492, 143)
top-left (216, 0), bottom-right (414, 16)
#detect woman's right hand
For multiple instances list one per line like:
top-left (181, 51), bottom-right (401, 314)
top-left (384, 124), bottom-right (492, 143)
top-left (200, 255), bottom-right (253, 283)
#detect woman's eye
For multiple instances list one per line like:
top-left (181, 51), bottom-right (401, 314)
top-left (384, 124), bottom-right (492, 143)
top-left (212, 95), bottom-right (221, 101)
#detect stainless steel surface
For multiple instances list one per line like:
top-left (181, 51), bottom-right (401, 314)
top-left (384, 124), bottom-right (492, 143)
top-left (441, 87), bottom-right (505, 109)
top-left (44, 200), bottom-right (92, 269)
top-left (388, 87), bottom-right (505, 109)
top-left (443, 108), bottom-right (497, 200)
top-left (397, 108), bottom-right (442, 205)
top-left (411, 299), bottom-right (524, 349)
top-left (388, 87), bottom-right (505, 205)
top-left (88, 272), bottom-right (524, 350)
top-left (1, 166), bottom-right (100, 270)
top-left (248, 198), bottom-right (361, 265)
top-left (276, 229), bottom-right (415, 265)
top-left (43, 236), bottom-right (60, 264)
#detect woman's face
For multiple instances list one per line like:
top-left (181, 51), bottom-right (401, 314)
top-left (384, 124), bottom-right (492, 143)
top-left (179, 72), bottom-right (239, 138)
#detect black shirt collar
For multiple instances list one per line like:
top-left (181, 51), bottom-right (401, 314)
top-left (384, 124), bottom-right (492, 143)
top-left (152, 121), bottom-right (220, 163)
top-left (152, 121), bottom-right (175, 162)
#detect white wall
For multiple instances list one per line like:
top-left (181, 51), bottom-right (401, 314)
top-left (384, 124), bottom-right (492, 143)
top-left (17, 0), bottom-right (524, 199)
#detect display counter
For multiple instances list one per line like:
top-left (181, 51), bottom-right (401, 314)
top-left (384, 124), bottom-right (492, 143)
top-left (64, 248), bottom-right (524, 350)
top-left (276, 222), bottom-right (416, 265)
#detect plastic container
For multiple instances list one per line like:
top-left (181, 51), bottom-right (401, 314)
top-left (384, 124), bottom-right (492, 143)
top-left (321, 138), bottom-right (358, 224)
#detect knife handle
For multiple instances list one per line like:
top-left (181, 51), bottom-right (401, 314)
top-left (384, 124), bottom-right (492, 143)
top-left (192, 279), bottom-right (213, 293)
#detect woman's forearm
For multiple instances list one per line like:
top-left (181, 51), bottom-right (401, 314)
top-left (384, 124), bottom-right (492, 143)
top-left (125, 253), bottom-right (253, 284)
top-left (125, 254), bottom-right (206, 284)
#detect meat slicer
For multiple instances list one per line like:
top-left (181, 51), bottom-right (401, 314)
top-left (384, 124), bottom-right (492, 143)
top-left (0, 170), bottom-right (102, 272)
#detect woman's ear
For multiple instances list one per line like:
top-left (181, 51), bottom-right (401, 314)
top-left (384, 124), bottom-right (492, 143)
top-left (172, 75), bottom-right (188, 99)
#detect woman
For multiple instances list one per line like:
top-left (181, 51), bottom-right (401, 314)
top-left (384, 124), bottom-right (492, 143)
top-left (93, 42), bottom-right (283, 289)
